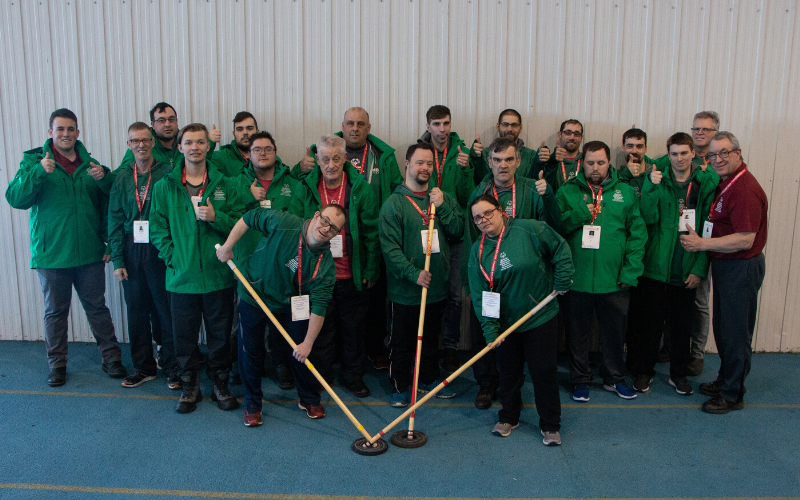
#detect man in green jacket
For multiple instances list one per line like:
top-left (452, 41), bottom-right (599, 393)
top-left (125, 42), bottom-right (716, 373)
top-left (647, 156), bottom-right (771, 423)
top-left (617, 128), bottom-right (658, 198)
top-left (556, 141), bottom-right (647, 402)
top-left (212, 111), bottom-right (259, 178)
top-left (5, 108), bottom-right (125, 387)
top-left (149, 123), bottom-right (245, 414)
top-left (289, 134), bottom-right (380, 398)
top-left (536, 119), bottom-right (585, 191)
top-left (469, 108), bottom-right (542, 183)
top-left (626, 132), bottom-right (718, 395)
top-left (216, 206), bottom-right (344, 425)
top-left (108, 122), bottom-right (178, 390)
top-left (379, 143), bottom-right (465, 407)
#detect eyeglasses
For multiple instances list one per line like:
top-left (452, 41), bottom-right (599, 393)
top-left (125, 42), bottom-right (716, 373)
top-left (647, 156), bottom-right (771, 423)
top-left (472, 208), bottom-right (498, 224)
top-left (704, 149), bottom-right (740, 162)
top-left (691, 127), bottom-right (717, 134)
top-left (499, 122), bottom-right (522, 128)
top-left (319, 214), bottom-right (343, 234)
top-left (129, 138), bottom-right (153, 146)
top-left (153, 117), bottom-right (178, 124)
top-left (561, 130), bottom-right (583, 138)
top-left (250, 147), bottom-right (275, 155)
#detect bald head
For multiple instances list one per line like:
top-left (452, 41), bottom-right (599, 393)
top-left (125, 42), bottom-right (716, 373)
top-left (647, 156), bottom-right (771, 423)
top-left (342, 107), bottom-right (371, 148)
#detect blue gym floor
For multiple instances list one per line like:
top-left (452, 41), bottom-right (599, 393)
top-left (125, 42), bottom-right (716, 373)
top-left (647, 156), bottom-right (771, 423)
top-left (0, 341), bottom-right (798, 499)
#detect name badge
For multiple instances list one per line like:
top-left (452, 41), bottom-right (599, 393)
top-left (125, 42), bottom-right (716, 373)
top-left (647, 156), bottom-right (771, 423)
top-left (482, 291), bottom-right (501, 319)
top-left (679, 209), bottom-right (695, 233)
top-left (421, 229), bottom-right (440, 254)
top-left (133, 221), bottom-right (149, 243)
top-left (291, 295), bottom-right (310, 322)
top-left (702, 221), bottom-right (713, 239)
top-left (191, 196), bottom-right (202, 220)
top-left (260, 199), bottom-right (271, 209)
top-left (330, 234), bottom-right (344, 258)
top-left (581, 225), bottom-right (601, 249)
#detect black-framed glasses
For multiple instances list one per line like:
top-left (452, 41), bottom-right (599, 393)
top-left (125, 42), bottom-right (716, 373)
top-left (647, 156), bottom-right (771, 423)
top-left (691, 127), bottom-right (717, 133)
top-left (129, 138), bottom-right (153, 146)
top-left (705, 149), bottom-right (740, 162)
top-left (561, 130), bottom-right (582, 138)
top-left (499, 122), bottom-right (522, 128)
top-left (154, 117), bottom-right (178, 124)
top-left (250, 147), bottom-right (275, 155)
top-left (472, 208), bottom-right (498, 224)
top-left (319, 214), bottom-right (343, 234)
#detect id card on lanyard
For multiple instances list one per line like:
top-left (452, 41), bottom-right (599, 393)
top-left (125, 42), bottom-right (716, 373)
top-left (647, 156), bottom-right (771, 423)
top-left (404, 196), bottom-right (439, 253)
top-left (133, 166), bottom-right (152, 243)
top-left (478, 224), bottom-right (505, 318)
top-left (292, 234), bottom-right (323, 322)
top-left (678, 181), bottom-right (695, 233)
top-left (322, 178), bottom-right (346, 258)
top-left (183, 168), bottom-right (208, 220)
top-left (582, 186), bottom-right (602, 249)
top-left (704, 168), bottom-right (747, 239)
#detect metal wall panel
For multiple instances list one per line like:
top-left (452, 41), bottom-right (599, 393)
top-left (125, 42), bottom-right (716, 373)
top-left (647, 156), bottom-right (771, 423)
top-left (1, 0), bottom-right (798, 352)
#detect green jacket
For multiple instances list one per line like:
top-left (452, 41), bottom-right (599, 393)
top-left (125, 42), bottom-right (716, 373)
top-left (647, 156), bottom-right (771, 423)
top-left (288, 162), bottom-right (380, 291)
top-left (556, 168), bottom-right (647, 293)
top-left (149, 160), bottom-right (246, 293)
top-left (468, 217), bottom-right (574, 342)
top-left (616, 155), bottom-right (657, 198)
top-left (238, 210), bottom-right (336, 317)
top-left (469, 140), bottom-right (542, 185)
top-left (211, 140), bottom-right (250, 178)
top-left (379, 184), bottom-right (465, 305)
top-left (535, 150), bottom-right (584, 192)
top-left (6, 139), bottom-right (111, 269)
top-left (292, 133), bottom-right (403, 206)
top-left (639, 166), bottom-right (719, 282)
top-left (417, 131), bottom-right (475, 209)
top-left (107, 160), bottom-right (172, 270)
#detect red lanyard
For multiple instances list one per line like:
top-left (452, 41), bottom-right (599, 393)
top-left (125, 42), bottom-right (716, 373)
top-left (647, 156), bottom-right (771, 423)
top-left (321, 176), bottom-right (346, 206)
top-left (404, 196), bottom-right (431, 225)
top-left (589, 186), bottom-right (603, 224)
top-left (492, 182), bottom-right (516, 218)
top-left (297, 235), bottom-right (322, 295)
top-left (434, 145), bottom-right (448, 187)
top-left (708, 168), bottom-right (747, 220)
top-left (358, 143), bottom-right (369, 175)
top-left (132, 166), bottom-right (152, 218)
top-left (182, 168), bottom-right (208, 197)
top-left (562, 159), bottom-right (580, 182)
top-left (479, 223), bottom-right (506, 290)
top-left (678, 180), bottom-right (693, 216)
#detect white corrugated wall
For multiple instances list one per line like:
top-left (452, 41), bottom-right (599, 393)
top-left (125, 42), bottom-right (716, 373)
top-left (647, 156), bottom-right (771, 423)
top-left (0, 0), bottom-right (797, 351)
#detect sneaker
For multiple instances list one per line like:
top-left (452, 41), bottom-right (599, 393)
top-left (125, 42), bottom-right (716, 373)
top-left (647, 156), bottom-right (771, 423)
top-left (244, 409), bottom-right (263, 427)
top-left (276, 364), bottom-right (295, 391)
top-left (492, 422), bottom-right (519, 437)
top-left (175, 375), bottom-right (202, 414)
top-left (603, 381), bottom-right (637, 399)
top-left (348, 377), bottom-right (370, 398)
top-left (390, 388), bottom-right (410, 407)
top-left (298, 401), bottom-right (325, 419)
top-left (211, 372), bottom-right (240, 411)
top-left (47, 367), bottom-right (66, 387)
top-left (441, 348), bottom-right (460, 372)
top-left (474, 386), bottom-right (496, 410)
top-left (370, 354), bottom-right (390, 371)
top-left (669, 377), bottom-right (693, 395)
top-left (572, 383), bottom-right (590, 402)
top-left (686, 357), bottom-right (704, 377)
top-left (167, 371), bottom-right (182, 390)
top-left (102, 361), bottom-right (127, 379)
top-left (633, 374), bottom-right (652, 393)
top-left (701, 396), bottom-right (744, 415)
top-left (541, 430), bottom-right (562, 446)
top-left (418, 381), bottom-right (455, 399)
top-left (121, 372), bottom-right (157, 388)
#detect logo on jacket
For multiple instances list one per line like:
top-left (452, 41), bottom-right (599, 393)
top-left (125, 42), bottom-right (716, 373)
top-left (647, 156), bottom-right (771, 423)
top-left (281, 184), bottom-right (292, 197)
top-left (286, 257), bottom-right (299, 273)
top-left (499, 252), bottom-right (513, 271)
top-left (214, 186), bottom-right (225, 201)
top-left (612, 190), bottom-right (624, 203)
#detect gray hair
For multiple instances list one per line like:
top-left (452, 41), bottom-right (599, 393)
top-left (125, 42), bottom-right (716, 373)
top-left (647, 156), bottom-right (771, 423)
top-left (710, 131), bottom-right (740, 151)
top-left (317, 134), bottom-right (346, 156)
top-left (693, 111), bottom-right (720, 130)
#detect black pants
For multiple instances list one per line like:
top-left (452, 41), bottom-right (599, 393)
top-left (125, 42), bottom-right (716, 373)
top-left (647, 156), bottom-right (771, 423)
top-left (565, 289), bottom-right (630, 385)
top-left (496, 316), bottom-right (561, 431)
top-left (627, 277), bottom-right (695, 379)
top-left (469, 305), bottom-right (499, 389)
top-left (365, 261), bottom-right (389, 358)
top-left (712, 254), bottom-right (765, 402)
top-left (389, 300), bottom-right (445, 393)
top-left (171, 287), bottom-right (234, 378)
top-left (319, 279), bottom-right (370, 386)
top-left (121, 236), bottom-right (174, 376)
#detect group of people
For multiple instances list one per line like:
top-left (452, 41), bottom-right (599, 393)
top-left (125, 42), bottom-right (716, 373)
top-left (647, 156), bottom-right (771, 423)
top-left (6, 103), bottom-right (768, 447)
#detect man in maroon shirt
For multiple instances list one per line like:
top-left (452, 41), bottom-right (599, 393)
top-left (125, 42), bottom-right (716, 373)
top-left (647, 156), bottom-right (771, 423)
top-left (680, 131), bottom-right (768, 414)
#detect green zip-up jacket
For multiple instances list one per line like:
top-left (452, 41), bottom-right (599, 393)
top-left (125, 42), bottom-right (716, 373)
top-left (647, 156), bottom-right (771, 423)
top-left (534, 150), bottom-right (584, 192)
top-left (211, 141), bottom-right (250, 178)
top-left (6, 139), bottom-right (111, 269)
top-left (291, 133), bottom-right (403, 206)
top-left (417, 131), bottom-right (476, 209)
top-left (288, 162), bottom-right (380, 290)
top-left (238, 210), bottom-right (336, 317)
top-left (118, 128), bottom-right (217, 171)
top-left (379, 184), bottom-right (465, 305)
top-left (148, 160), bottom-right (245, 293)
top-left (468, 217), bottom-right (574, 342)
top-left (107, 160), bottom-right (172, 270)
top-left (469, 140), bottom-right (542, 185)
top-left (556, 168), bottom-right (647, 293)
top-left (616, 155), bottom-right (657, 198)
top-left (639, 166), bottom-right (719, 282)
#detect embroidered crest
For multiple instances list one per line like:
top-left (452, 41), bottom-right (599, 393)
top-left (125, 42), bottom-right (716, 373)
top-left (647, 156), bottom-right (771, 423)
top-left (612, 190), bottom-right (624, 203)
top-left (214, 186), bottom-right (225, 201)
top-left (285, 257), bottom-right (299, 273)
top-left (281, 184), bottom-right (292, 197)
top-left (499, 252), bottom-right (513, 271)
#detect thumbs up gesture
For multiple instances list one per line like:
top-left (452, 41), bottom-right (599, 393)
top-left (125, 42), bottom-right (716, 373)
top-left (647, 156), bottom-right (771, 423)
top-left (554, 146), bottom-right (568, 162)
top-left (250, 177), bottom-right (266, 201)
top-left (209, 124), bottom-right (222, 144)
top-left (197, 198), bottom-right (216, 222)
top-left (88, 162), bottom-right (105, 181)
top-left (535, 170), bottom-right (548, 196)
top-left (299, 146), bottom-right (316, 173)
top-left (626, 153), bottom-right (643, 177)
top-left (650, 167), bottom-right (663, 185)
top-left (679, 224), bottom-right (703, 252)
top-left (472, 134), bottom-right (483, 156)
top-left (537, 140), bottom-right (551, 162)
top-left (457, 145), bottom-right (469, 167)
top-left (41, 152), bottom-right (55, 174)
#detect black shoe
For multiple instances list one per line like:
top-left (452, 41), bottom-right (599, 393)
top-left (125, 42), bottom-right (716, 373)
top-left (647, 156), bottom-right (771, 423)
top-left (102, 361), bottom-right (128, 379)
top-left (211, 372), bottom-right (240, 411)
top-left (348, 378), bottom-right (371, 398)
top-left (442, 348), bottom-right (460, 373)
top-left (633, 374), bottom-right (652, 393)
top-left (686, 357), bottom-right (704, 377)
top-left (701, 396), bottom-right (744, 414)
top-left (656, 346), bottom-right (670, 363)
top-left (669, 377), bottom-right (693, 395)
top-left (47, 367), bottom-right (66, 387)
top-left (167, 370), bottom-right (182, 390)
top-left (277, 364), bottom-right (295, 390)
top-left (699, 380), bottom-right (722, 397)
top-left (176, 373), bottom-right (202, 414)
top-left (475, 386), bottom-right (496, 410)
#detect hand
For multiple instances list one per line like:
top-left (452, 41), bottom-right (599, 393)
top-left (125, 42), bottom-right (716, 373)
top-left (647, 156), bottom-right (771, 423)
top-left (300, 147), bottom-right (315, 173)
top-left (250, 178), bottom-right (266, 201)
top-left (103, 254), bottom-right (111, 263)
top-left (684, 274), bottom-right (701, 289)
top-left (114, 268), bottom-right (128, 281)
top-left (209, 124), bottom-right (221, 143)
top-left (555, 289), bottom-right (568, 296)
top-left (617, 282), bottom-right (631, 289)
top-left (679, 225), bottom-right (704, 252)
top-left (416, 270), bottom-right (432, 288)
top-left (472, 134), bottom-right (483, 156)
top-left (429, 187), bottom-right (444, 208)
top-left (216, 244), bottom-right (233, 263)
top-left (537, 140), bottom-right (550, 162)
top-left (41, 152), bottom-right (55, 174)
top-left (198, 198), bottom-right (216, 222)
top-left (626, 154), bottom-right (642, 177)
top-left (535, 171), bottom-right (547, 196)
top-left (88, 162), bottom-right (106, 181)
top-left (457, 145), bottom-right (469, 167)
top-left (650, 168), bottom-right (663, 185)
top-left (293, 341), bottom-right (313, 363)
top-left (554, 147), bottom-right (567, 162)
top-left (490, 336), bottom-right (505, 348)
top-left (362, 279), bottom-right (376, 289)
